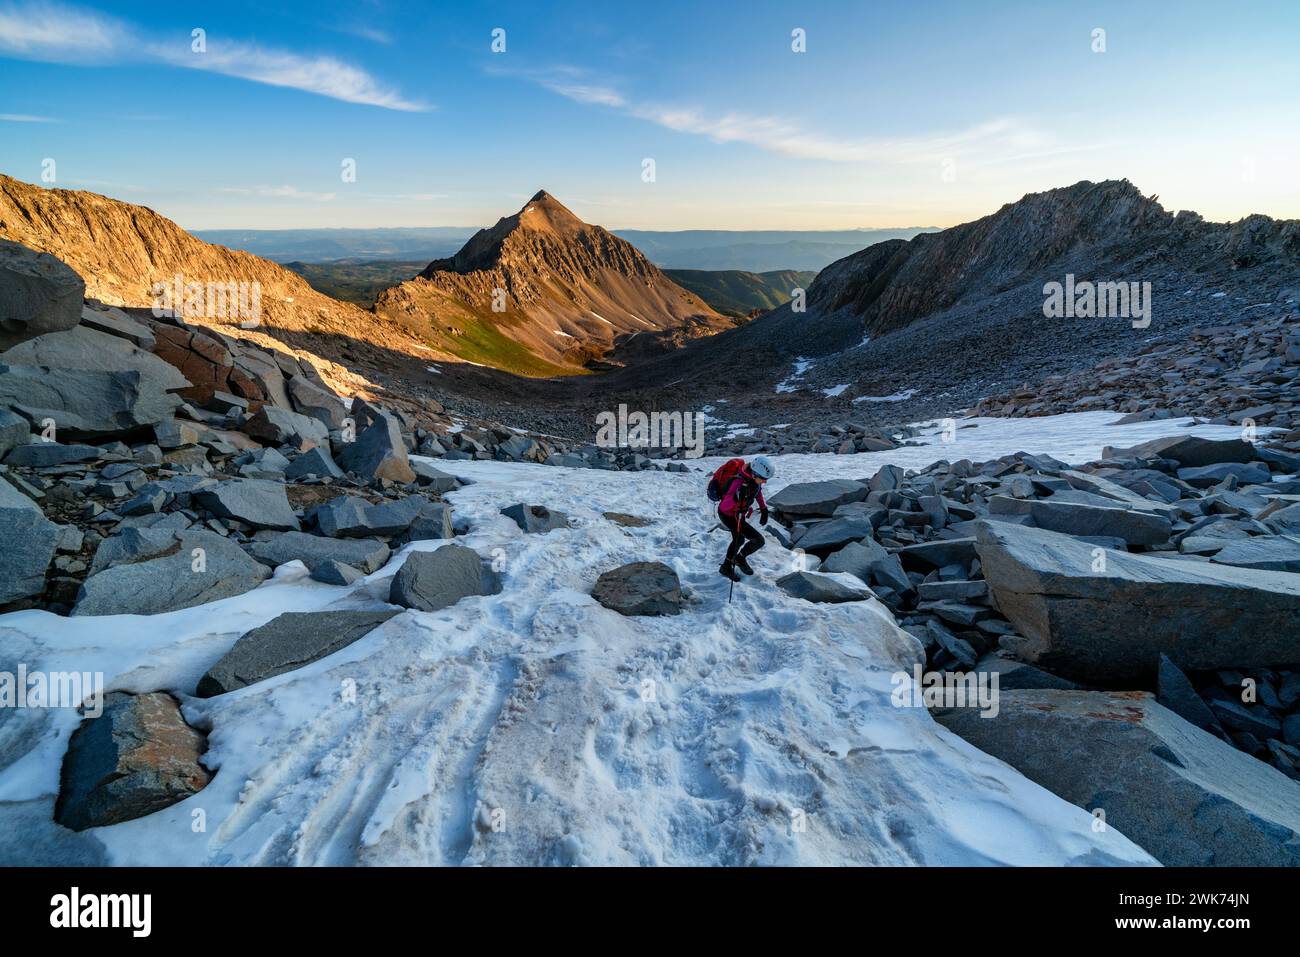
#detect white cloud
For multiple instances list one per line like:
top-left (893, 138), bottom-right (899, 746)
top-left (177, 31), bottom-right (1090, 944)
top-left (0, 1), bottom-right (426, 111)
top-left (0, 112), bottom-right (58, 121)
top-left (519, 66), bottom-right (1053, 166)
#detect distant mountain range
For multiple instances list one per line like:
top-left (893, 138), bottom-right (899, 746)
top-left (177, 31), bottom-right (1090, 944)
top-left (198, 226), bottom-right (936, 273)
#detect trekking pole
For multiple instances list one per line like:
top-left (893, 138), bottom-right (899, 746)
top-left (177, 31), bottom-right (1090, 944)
top-left (728, 577), bottom-right (734, 604)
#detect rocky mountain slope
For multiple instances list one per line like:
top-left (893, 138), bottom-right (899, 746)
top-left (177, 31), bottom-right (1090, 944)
top-left (0, 174), bottom-right (463, 405)
top-left (373, 191), bottom-right (730, 376)
top-left (581, 181), bottom-right (1300, 440)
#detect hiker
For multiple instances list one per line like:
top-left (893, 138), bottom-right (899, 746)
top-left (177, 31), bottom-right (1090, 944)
top-left (709, 455), bottom-right (774, 581)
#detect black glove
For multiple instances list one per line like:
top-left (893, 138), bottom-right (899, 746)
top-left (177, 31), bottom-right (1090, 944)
top-left (760, 508), bottom-right (769, 526)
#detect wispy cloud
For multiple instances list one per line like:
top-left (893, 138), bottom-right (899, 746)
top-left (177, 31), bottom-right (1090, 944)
top-left (0, 1), bottom-right (426, 111)
top-left (0, 112), bottom-right (58, 122)
top-left (216, 185), bottom-right (337, 202)
top-left (512, 66), bottom-right (1055, 166)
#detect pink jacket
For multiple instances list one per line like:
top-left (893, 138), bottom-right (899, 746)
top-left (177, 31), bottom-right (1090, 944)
top-left (719, 474), bottom-right (766, 520)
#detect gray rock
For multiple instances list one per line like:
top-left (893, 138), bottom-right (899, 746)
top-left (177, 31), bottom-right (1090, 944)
top-left (73, 528), bottom-right (270, 615)
top-left (1156, 654), bottom-right (1222, 734)
top-left (870, 553), bottom-right (913, 594)
top-left (287, 375), bottom-right (348, 429)
top-left (591, 561), bottom-right (682, 616)
top-left (976, 520), bottom-right (1300, 682)
top-left (3, 441), bottom-right (102, 466)
top-left (153, 419), bottom-right (201, 449)
top-left (1209, 535), bottom-right (1300, 573)
top-left (935, 690), bottom-right (1300, 866)
top-left (496, 434), bottom-right (539, 461)
top-left (243, 405), bottom-right (329, 446)
top-left (0, 408), bottom-right (29, 460)
top-left (1177, 462), bottom-right (1272, 488)
top-left (310, 496), bottom-right (372, 538)
top-left (310, 559), bottom-right (364, 585)
top-left (820, 538), bottom-right (890, 581)
top-left (988, 495), bottom-right (1171, 546)
top-left (0, 238), bottom-right (84, 352)
top-left (775, 571), bottom-right (871, 603)
top-left (501, 503), bottom-right (570, 534)
top-left (895, 537), bottom-right (977, 570)
top-left (196, 609), bottom-right (400, 696)
top-left (3, 324), bottom-right (190, 392)
top-left (769, 479), bottom-right (868, 517)
top-left (55, 691), bottom-right (211, 832)
top-left (0, 364), bottom-right (181, 439)
top-left (246, 530), bottom-right (390, 574)
top-left (78, 303), bottom-right (155, 349)
top-left (337, 415), bottom-right (416, 484)
top-left (392, 505), bottom-right (454, 546)
top-left (284, 445), bottom-right (344, 479)
top-left (0, 476), bottom-right (59, 604)
top-left (194, 479), bottom-right (299, 531)
top-left (389, 543), bottom-right (499, 612)
top-left (917, 579), bottom-right (988, 602)
top-left (793, 516), bottom-right (876, 557)
top-left (973, 655), bottom-right (1080, 691)
top-left (1104, 435), bottom-right (1258, 468)
top-left (411, 460), bottom-right (459, 492)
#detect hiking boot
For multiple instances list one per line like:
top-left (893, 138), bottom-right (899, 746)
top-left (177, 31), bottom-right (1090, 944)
top-left (733, 554), bottom-right (754, 576)
top-left (719, 561), bottom-right (740, 582)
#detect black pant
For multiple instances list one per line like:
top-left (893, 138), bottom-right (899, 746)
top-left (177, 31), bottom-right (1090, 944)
top-left (720, 510), bottom-right (764, 563)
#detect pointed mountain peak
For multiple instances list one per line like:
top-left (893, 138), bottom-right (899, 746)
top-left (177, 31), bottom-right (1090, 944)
top-left (513, 189), bottom-right (584, 234)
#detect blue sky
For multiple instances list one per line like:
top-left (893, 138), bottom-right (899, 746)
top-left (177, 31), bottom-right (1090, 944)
top-left (2, 0), bottom-right (1298, 230)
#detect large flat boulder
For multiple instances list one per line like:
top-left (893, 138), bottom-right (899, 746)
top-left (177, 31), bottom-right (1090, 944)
top-left (337, 414), bottom-right (416, 484)
top-left (1103, 435), bottom-right (1258, 468)
top-left (592, 561), bottom-right (682, 616)
top-left (776, 571), bottom-right (871, 603)
top-left (389, 543), bottom-right (499, 612)
top-left (194, 478), bottom-right (299, 531)
top-left (72, 528), bottom-right (270, 616)
top-left (246, 530), bottom-right (390, 574)
top-left (935, 690), bottom-right (1300, 866)
top-left (0, 364), bottom-right (181, 439)
top-left (0, 477), bottom-right (59, 604)
top-left (793, 516), bottom-right (876, 557)
top-left (55, 692), bottom-right (211, 831)
top-left (975, 520), bottom-right (1300, 682)
top-left (768, 479), bottom-right (868, 517)
top-left (0, 238), bottom-right (84, 352)
top-left (1211, 535), bottom-right (1300, 573)
top-left (3, 324), bottom-right (191, 392)
top-left (196, 609), bottom-right (401, 696)
top-left (988, 495), bottom-right (1171, 546)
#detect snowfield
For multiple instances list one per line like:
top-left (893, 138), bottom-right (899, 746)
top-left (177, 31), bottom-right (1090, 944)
top-left (0, 412), bottom-right (1254, 866)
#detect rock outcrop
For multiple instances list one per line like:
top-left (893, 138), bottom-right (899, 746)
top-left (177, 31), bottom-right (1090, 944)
top-left (935, 690), bottom-right (1300, 866)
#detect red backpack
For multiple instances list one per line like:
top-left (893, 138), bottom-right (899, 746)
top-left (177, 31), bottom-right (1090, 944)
top-left (707, 458), bottom-right (746, 502)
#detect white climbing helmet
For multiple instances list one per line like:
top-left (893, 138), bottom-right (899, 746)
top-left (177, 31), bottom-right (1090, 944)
top-left (749, 455), bottom-right (774, 480)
